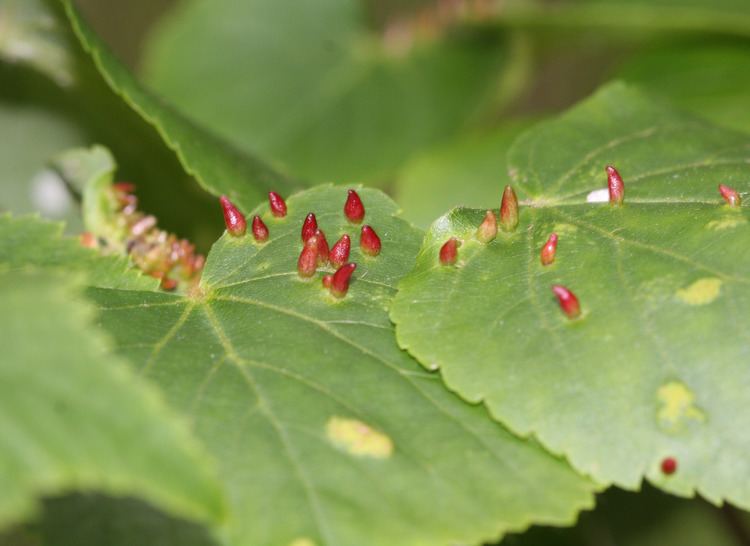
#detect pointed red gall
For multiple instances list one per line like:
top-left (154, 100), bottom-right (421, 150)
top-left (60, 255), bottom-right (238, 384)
top-left (80, 231), bottom-right (97, 248)
top-left (297, 235), bottom-right (318, 278)
top-left (551, 285), bottom-right (581, 319)
top-left (661, 457), bottom-right (677, 475)
top-left (301, 212), bottom-right (318, 241)
top-left (219, 195), bottom-right (247, 236)
top-left (344, 189), bottom-right (365, 223)
top-left (476, 210), bottom-right (497, 243)
top-left (314, 229), bottom-right (330, 265)
top-left (500, 185), bottom-right (519, 231)
top-left (360, 225), bottom-right (381, 256)
top-left (439, 237), bottom-right (460, 265)
top-left (252, 215), bottom-right (269, 242)
top-left (322, 274), bottom-right (333, 288)
top-left (113, 182), bottom-right (136, 193)
top-left (160, 277), bottom-right (178, 291)
top-left (329, 234), bottom-right (351, 267)
top-left (606, 165), bottom-right (625, 206)
top-left (718, 184), bottom-right (741, 207)
top-left (540, 233), bottom-right (558, 266)
top-left (330, 263), bottom-right (357, 298)
top-left (268, 191), bottom-right (287, 217)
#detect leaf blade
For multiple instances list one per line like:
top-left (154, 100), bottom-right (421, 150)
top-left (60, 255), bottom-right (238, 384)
top-left (391, 82), bottom-right (750, 506)
top-left (0, 270), bottom-right (225, 532)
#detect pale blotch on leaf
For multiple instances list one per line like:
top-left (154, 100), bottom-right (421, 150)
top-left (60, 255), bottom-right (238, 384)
top-left (706, 217), bottom-right (747, 231)
top-left (289, 538), bottom-right (316, 546)
top-left (657, 381), bottom-right (705, 432)
top-left (326, 417), bottom-right (393, 459)
top-left (676, 278), bottom-right (722, 306)
top-left (552, 223), bottom-right (578, 235)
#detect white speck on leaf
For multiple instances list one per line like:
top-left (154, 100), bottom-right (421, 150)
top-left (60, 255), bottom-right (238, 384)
top-left (586, 188), bottom-right (609, 203)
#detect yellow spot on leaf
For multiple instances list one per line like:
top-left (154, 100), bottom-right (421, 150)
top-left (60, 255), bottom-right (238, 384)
top-left (676, 277), bottom-right (722, 305)
top-left (289, 539), bottom-right (316, 546)
top-left (657, 381), bottom-right (705, 432)
top-left (326, 417), bottom-right (393, 459)
top-left (707, 217), bottom-right (747, 231)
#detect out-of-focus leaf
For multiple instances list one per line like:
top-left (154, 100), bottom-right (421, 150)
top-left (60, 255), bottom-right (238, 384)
top-left (395, 120), bottom-right (532, 228)
top-left (503, 485), bottom-right (748, 546)
top-left (0, 0), bottom-right (220, 246)
top-left (62, 1), bottom-right (297, 212)
top-left (617, 40), bottom-right (750, 134)
top-left (0, 63), bottom-right (85, 228)
top-left (0, 0), bottom-right (73, 86)
top-left (0, 269), bottom-right (224, 534)
top-left (33, 493), bottom-right (218, 546)
top-left (142, 0), bottom-right (523, 183)
top-left (498, 0), bottom-right (750, 37)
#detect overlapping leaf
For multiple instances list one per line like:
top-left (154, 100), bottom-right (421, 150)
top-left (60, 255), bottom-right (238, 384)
top-left (391, 82), bottom-right (750, 506)
top-left (617, 40), bottom-right (750, 134)
top-left (0, 267), bottom-right (224, 533)
top-left (72, 185), bottom-right (595, 546)
top-left (61, 1), bottom-right (296, 212)
top-left (0, 0), bottom-right (74, 86)
top-left (142, 0), bottom-right (519, 183)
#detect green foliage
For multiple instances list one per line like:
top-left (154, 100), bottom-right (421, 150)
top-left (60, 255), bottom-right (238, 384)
top-left (391, 82), bottom-right (750, 506)
top-left (0, 0), bottom-right (85, 229)
top-left (4, 0), bottom-right (750, 544)
top-left (499, 0), bottom-right (750, 36)
top-left (0, 267), bottom-right (224, 532)
top-left (0, 0), bottom-right (74, 85)
top-left (62, 1), bottom-right (296, 213)
top-left (0, 0), bottom-right (222, 247)
top-left (617, 40), bottom-right (750, 134)
top-left (142, 0), bottom-right (522, 183)
top-left (82, 184), bottom-right (593, 546)
top-left (395, 121), bottom-right (531, 227)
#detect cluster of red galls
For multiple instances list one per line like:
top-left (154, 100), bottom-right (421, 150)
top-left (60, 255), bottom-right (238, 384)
top-left (81, 182), bottom-right (205, 291)
top-left (438, 166), bottom-right (743, 326)
top-left (434, 166), bottom-right (746, 480)
top-left (219, 189), bottom-right (382, 298)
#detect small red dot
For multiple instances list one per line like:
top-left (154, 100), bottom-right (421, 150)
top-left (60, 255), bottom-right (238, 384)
top-left (661, 457), bottom-right (677, 475)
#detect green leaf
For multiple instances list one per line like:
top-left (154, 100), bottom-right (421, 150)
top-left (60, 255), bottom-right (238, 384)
top-left (0, 70), bottom-right (85, 228)
top-left (0, 213), bottom-right (156, 291)
top-left (78, 185), bottom-right (594, 546)
top-left (0, 0), bottom-right (84, 228)
top-left (499, 0), bottom-right (750, 37)
top-left (0, 269), bottom-right (224, 532)
top-left (617, 40), bottom-right (750, 134)
top-left (391, 82), bottom-right (750, 506)
top-left (142, 0), bottom-right (521, 183)
top-left (0, 1), bottom-right (221, 247)
top-left (395, 120), bottom-right (532, 228)
top-left (61, 1), bottom-right (296, 212)
top-left (0, 0), bottom-right (74, 86)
